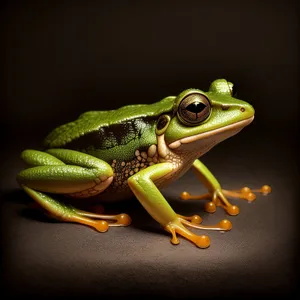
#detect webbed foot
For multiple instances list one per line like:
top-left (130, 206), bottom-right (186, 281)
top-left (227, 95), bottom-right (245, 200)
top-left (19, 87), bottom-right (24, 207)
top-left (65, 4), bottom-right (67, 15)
top-left (75, 209), bottom-right (132, 231)
top-left (164, 215), bottom-right (232, 248)
top-left (23, 185), bottom-right (131, 232)
top-left (181, 185), bottom-right (271, 216)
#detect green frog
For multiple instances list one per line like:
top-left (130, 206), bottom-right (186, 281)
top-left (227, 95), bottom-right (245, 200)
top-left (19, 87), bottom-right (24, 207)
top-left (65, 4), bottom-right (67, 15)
top-left (16, 79), bottom-right (271, 248)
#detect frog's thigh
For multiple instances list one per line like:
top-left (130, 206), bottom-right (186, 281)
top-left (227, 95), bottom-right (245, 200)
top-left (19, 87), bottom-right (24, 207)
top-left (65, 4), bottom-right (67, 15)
top-left (18, 148), bottom-right (114, 197)
top-left (21, 149), bottom-right (66, 166)
top-left (17, 164), bottom-right (113, 197)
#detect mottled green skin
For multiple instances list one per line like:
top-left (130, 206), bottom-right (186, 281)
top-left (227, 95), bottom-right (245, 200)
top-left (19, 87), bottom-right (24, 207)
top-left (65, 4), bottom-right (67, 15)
top-left (44, 96), bottom-right (175, 163)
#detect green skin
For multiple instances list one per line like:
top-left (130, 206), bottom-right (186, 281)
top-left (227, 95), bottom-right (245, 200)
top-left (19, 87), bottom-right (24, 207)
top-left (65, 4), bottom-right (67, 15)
top-left (17, 79), bottom-right (257, 248)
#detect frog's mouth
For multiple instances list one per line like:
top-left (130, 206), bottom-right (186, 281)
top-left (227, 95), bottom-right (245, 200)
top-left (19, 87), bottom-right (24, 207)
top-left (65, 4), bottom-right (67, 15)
top-left (169, 116), bottom-right (254, 149)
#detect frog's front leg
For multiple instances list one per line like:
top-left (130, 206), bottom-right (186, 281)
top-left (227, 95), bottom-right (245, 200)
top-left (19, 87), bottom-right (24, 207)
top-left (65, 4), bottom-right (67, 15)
top-left (128, 162), bottom-right (232, 248)
top-left (181, 159), bottom-right (271, 216)
top-left (17, 149), bottom-right (131, 232)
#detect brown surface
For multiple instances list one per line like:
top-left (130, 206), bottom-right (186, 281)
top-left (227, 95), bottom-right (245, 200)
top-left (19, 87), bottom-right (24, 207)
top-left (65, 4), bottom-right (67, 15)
top-left (1, 130), bottom-right (298, 299)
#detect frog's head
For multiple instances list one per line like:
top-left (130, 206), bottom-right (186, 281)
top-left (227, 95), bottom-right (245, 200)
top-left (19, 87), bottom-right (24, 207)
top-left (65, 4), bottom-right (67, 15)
top-left (159, 79), bottom-right (255, 156)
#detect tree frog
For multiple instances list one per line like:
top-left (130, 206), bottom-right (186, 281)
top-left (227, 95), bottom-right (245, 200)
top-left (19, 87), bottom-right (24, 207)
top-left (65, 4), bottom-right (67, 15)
top-left (16, 79), bottom-right (271, 248)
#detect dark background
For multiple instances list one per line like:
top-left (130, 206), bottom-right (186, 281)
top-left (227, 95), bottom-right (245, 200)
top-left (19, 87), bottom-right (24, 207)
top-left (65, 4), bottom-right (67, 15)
top-left (1, 0), bottom-right (298, 299)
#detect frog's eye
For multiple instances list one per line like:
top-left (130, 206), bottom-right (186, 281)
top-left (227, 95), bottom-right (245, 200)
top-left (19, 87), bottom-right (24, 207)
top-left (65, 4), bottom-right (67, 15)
top-left (177, 93), bottom-right (211, 126)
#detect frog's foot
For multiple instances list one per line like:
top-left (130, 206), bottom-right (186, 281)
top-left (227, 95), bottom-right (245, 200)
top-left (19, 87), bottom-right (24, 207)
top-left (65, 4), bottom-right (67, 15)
top-left (180, 185), bottom-right (271, 216)
top-left (177, 214), bottom-right (232, 230)
top-left (45, 206), bottom-right (131, 233)
top-left (164, 216), bottom-right (231, 248)
top-left (75, 209), bottom-right (132, 230)
top-left (23, 185), bottom-right (131, 233)
top-left (48, 206), bottom-right (131, 233)
top-left (222, 185), bottom-right (272, 202)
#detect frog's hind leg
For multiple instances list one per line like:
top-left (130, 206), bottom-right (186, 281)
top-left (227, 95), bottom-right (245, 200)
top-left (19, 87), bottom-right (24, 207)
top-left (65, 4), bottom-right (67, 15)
top-left (180, 159), bottom-right (271, 216)
top-left (18, 149), bottom-right (131, 231)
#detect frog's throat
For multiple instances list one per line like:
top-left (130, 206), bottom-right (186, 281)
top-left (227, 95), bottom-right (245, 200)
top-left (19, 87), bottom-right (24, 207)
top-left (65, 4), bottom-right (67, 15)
top-left (168, 116), bottom-right (254, 149)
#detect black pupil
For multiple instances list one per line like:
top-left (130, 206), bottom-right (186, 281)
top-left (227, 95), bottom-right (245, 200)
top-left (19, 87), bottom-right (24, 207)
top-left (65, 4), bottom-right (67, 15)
top-left (186, 102), bottom-right (206, 113)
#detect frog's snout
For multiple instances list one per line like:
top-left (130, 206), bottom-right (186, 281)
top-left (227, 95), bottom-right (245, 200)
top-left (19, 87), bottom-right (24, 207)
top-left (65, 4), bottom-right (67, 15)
top-left (239, 103), bottom-right (255, 120)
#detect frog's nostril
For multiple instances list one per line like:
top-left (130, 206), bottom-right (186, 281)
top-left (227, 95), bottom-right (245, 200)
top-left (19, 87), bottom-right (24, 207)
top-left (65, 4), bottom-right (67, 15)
top-left (240, 104), bottom-right (255, 118)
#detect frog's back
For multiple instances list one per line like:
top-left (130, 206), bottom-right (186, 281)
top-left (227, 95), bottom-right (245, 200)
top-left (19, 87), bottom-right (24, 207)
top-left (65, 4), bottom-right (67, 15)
top-left (44, 96), bottom-right (175, 157)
